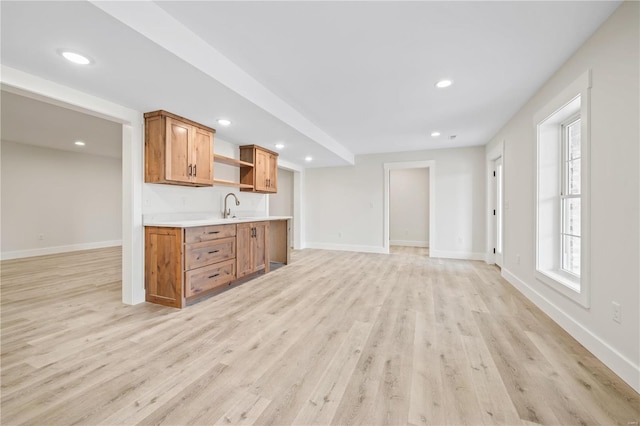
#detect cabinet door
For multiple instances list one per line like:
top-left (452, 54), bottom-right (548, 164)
top-left (165, 117), bottom-right (192, 183)
top-left (236, 223), bottom-right (254, 278)
top-left (254, 149), bottom-right (270, 192)
top-left (145, 227), bottom-right (184, 308)
top-left (254, 222), bottom-right (269, 273)
top-left (267, 153), bottom-right (278, 193)
top-left (191, 127), bottom-right (214, 185)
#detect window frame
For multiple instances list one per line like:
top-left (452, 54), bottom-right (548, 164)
top-left (560, 113), bottom-right (581, 278)
top-left (534, 70), bottom-right (591, 308)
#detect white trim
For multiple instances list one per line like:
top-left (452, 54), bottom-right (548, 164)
top-left (485, 140), bottom-right (504, 265)
top-left (502, 268), bottom-right (640, 393)
top-left (1, 65), bottom-right (145, 305)
top-left (1, 240), bottom-right (122, 261)
top-left (389, 240), bottom-right (429, 248)
top-left (383, 160), bottom-right (436, 255)
top-left (535, 70), bottom-right (591, 308)
top-left (430, 249), bottom-right (486, 261)
top-left (304, 242), bottom-right (388, 254)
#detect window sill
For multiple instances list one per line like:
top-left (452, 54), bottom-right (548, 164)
top-left (535, 269), bottom-right (589, 308)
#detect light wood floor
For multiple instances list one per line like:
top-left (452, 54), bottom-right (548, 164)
top-left (1, 246), bottom-right (639, 425)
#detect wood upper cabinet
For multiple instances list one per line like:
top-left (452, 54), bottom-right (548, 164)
top-left (236, 221), bottom-right (270, 279)
top-left (145, 110), bottom-right (215, 187)
top-left (239, 145), bottom-right (278, 193)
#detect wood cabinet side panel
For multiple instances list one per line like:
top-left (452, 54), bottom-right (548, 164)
top-left (145, 227), bottom-right (184, 308)
top-left (145, 115), bottom-right (166, 183)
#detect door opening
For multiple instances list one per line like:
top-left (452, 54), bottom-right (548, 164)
top-left (494, 156), bottom-right (504, 267)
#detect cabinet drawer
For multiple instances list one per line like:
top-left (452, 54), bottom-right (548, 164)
top-left (185, 224), bottom-right (236, 243)
top-left (185, 259), bottom-right (236, 298)
top-left (185, 237), bottom-right (236, 270)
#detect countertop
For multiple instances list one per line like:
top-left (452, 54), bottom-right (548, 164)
top-left (143, 214), bottom-right (292, 228)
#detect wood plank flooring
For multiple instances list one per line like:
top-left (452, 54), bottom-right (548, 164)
top-left (1, 246), bottom-right (639, 425)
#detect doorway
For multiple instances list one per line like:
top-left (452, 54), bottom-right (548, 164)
top-left (494, 156), bottom-right (504, 267)
top-left (383, 160), bottom-right (436, 254)
top-left (389, 168), bottom-right (429, 250)
top-left (1, 72), bottom-right (143, 304)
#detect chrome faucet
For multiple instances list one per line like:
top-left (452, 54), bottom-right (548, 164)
top-left (223, 193), bottom-right (240, 219)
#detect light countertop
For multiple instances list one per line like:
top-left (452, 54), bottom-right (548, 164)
top-left (143, 214), bottom-right (292, 228)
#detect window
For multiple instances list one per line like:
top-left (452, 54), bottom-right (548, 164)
top-left (560, 115), bottom-right (581, 276)
top-left (535, 70), bottom-right (590, 307)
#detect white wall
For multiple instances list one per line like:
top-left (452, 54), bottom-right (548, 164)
top-left (1, 140), bottom-right (122, 259)
top-left (143, 138), bottom-right (269, 220)
top-left (389, 168), bottom-right (429, 247)
top-left (269, 168), bottom-right (293, 217)
top-left (485, 1), bottom-right (639, 391)
top-left (305, 146), bottom-right (485, 257)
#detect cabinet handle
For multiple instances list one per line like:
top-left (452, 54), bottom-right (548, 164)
top-left (207, 231), bottom-right (220, 234)
top-left (208, 250), bottom-right (220, 254)
top-left (208, 273), bottom-right (220, 279)
top-left (188, 164), bottom-right (192, 176)
top-left (193, 165), bottom-right (197, 176)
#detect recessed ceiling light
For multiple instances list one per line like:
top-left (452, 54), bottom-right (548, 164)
top-left (304, 156), bottom-right (313, 162)
top-left (60, 50), bottom-right (91, 65)
top-left (431, 131), bottom-right (441, 137)
top-left (74, 141), bottom-right (85, 146)
top-left (217, 119), bottom-right (231, 126)
top-left (435, 79), bottom-right (453, 88)
top-left (275, 143), bottom-right (285, 150)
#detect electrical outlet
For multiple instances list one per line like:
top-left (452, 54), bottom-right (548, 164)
top-left (612, 302), bottom-right (622, 323)
top-left (37, 234), bottom-right (44, 240)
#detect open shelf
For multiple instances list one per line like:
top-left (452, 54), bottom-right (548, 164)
top-left (213, 179), bottom-right (254, 189)
top-left (214, 154), bottom-right (253, 168)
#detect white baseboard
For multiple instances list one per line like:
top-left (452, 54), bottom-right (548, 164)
top-left (1, 240), bottom-right (122, 260)
top-left (502, 268), bottom-right (640, 393)
top-left (390, 240), bottom-right (429, 248)
top-left (429, 249), bottom-right (486, 261)
top-left (304, 242), bottom-right (387, 254)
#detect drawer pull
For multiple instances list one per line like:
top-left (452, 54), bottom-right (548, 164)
top-left (208, 250), bottom-right (220, 254)
top-left (208, 273), bottom-right (220, 279)
top-left (207, 231), bottom-right (220, 234)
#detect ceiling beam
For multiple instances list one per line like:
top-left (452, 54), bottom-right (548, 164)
top-left (90, 0), bottom-right (355, 165)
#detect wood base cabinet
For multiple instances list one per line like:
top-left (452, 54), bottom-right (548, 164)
top-left (145, 224), bottom-right (236, 308)
top-left (236, 222), bottom-right (270, 279)
top-left (145, 219), bottom-right (288, 308)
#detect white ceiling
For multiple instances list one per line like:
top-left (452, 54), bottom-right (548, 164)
top-left (1, 90), bottom-right (122, 158)
top-left (0, 1), bottom-right (620, 167)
